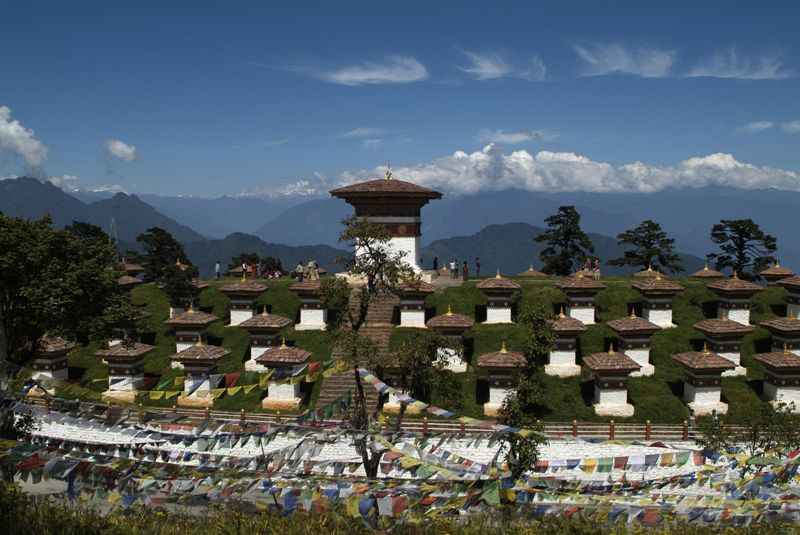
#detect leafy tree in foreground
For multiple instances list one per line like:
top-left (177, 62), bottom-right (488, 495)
top-left (0, 215), bottom-right (121, 379)
top-left (608, 219), bottom-right (683, 274)
top-left (708, 219), bottom-right (776, 279)
top-left (534, 206), bottom-right (594, 276)
top-left (319, 215), bottom-right (415, 478)
top-left (498, 302), bottom-right (552, 480)
top-left (136, 227), bottom-right (191, 282)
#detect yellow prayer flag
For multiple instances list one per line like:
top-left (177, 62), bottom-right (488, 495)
top-left (164, 390), bottom-right (180, 400)
top-left (243, 384), bottom-right (258, 394)
top-left (149, 391), bottom-right (164, 400)
top-left (211, 388), bottom-right (226, 400)
top-left (173, 376), bottom-right (185, 387)
top-left (227, 386), bottom-right (242, 396)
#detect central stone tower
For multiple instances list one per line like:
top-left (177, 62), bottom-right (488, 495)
top-left (330, 170), bottom-right (442, 272)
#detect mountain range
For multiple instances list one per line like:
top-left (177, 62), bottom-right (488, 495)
top-left (2, 176), bottom-right (792, 278)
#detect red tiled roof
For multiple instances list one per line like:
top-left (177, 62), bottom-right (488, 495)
top-left (631, 276), bottom-right (684, 294)
top-left (690, 265), bottom-right (726, 278)
top-left (707, 276), bottom-right (762, 294)
top-left (548, 314), bottom-right (587, 334)
top-left (672, 350), bottom-right (735, 371)
top-left (607, 315), bottom-right (661, 335)
top-left (754, 350), bottom-right (800, 370)
top-left (239, 312), bottom-right (293, 330)
top-left (219, 281), bottom-right (267, 294)
top-left (476, 345), bottom-right (526, 368)
top-left (693, 319), bottom-right (754, 335)
top-left (760, 264), bottom-right (794, 277)
top-left (330, 178), bottom-right (442, 199)
top-left (95, 342), bottom-right (154, 359)
top-left (427, 308), bottom-right (474, 330)
top-left (36, 336), bottom-right (75, 355)
top-left (170, 343), bottom-right (229, 363)
top-left (778, 276), bottom-right (800, 291)
top-left (759, 317), bottom-right (800, 334)
top-left (476, 274), bottom-right (521, 291)
top-left (583, 350), bottom-right (640, 373)
top-left (556, 274), bottom-right (607, 291)
top-left (164, 309), bottom-right (218, 327)
top-left (255, 345), bottom-right (311, 365)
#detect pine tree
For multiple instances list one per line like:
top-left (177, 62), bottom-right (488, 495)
top-left (534, 206), bottom-right (594, 276)
top-left (708, 219), bottom-right (777, 279)
top-left (608, 219), bottom-right (683, 273)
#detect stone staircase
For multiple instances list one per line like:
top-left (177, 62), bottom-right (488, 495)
top-left (316, 292), bottom-right (398, 414)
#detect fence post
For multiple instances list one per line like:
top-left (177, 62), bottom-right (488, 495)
top-left (572, 419), bottom-right (578, 438)
top-left (682, 419), bottom-right (689, 440)
top-left (45, 397), bottom-right (51, 414)
top-left (460, 421), bottom-right (465, 436)
top-left (423, 416), bottom-right (429, 435)
top-left (240, 409), bottom-right (246, 427)
top-left (137, 403), bottom-right (144, 424)
top-left (609, 420), bottom-right (615, 440)
top-left (645, 420), bottom-right (651, 441)
top-left (204, 407), bottom-right (210, 420)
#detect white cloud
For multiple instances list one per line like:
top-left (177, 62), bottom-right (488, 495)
top-left (336, 144), bottom-right (800, 195)
top-left (318, 56), bottom-right (428, 86)
top-left (340, 127), bottom-right (385, 139)
top-left (0, 105), bottom-right (48, 168)
top-left (105, 138), bottom-right (137, 161)
top-left (737, 121), bottom-right (774, 134)
top-left (459, 50), bottom-right (547, 81)
top-left (688, 48), bottom-right (793, 80)
top-left (477, 129), bottom-right (556, 144)
top-left (782, 121), bottom-right (800, 134)
top-left (573, 43), bottom-right (674, 78)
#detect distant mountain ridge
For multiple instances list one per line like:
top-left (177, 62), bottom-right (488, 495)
top-left (0, 177), bottom-right (204, 243)
top-left (420, 222), bottom-right (705, 276)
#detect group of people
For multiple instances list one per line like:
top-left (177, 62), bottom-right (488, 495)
top-left (213, 261), bottom-right (283, 280)
top-left (293, 260), bottom-right (320, 282)
top-left (430, 256), bottom-right (481, 281)
top-left (580, 257), bottom-right (602, 280)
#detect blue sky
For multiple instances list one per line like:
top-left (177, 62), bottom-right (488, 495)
top-left (1, 1), bottom-right (800, 197)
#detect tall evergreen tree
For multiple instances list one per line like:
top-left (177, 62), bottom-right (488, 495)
top-left (608, 219), bottom-right (683, 274)
top-left (534, 206), bottom-right (594, 276)
top-left (136, 227), bottom-right (191, 282)
top-left (708, 219), bottom-right (777, 279)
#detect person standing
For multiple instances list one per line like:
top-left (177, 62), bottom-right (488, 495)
top-left (475, 257), bottom-right (481, 278)
top-left (593, 258), bottom-right (601, 280)
top-left (295, 261), bottom-right (305, 282)
top-left (433, 256), bottom-right (439, 272)
top-left (215, 260), bottom-right (221, 280)
top-left (462, 260), bottom-right (469, 281)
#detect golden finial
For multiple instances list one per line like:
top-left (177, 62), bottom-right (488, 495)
top-left (500, 341), bottom-right (508, 354)
top-left (647, 264), bottom-right (653, 272)
top-left (195, 337), bottom-right (204, 347)
top-left (280, 337), bottom-right (287, 349)
top-left (495, 269), bottom-right (502, 279)
top-left (608, 343), bottom-right (615, 355)
top-left (529, 264), bottom-right (534, 271)
top-left (558, 306), bottom-right (566, 319)
top-left (656, 271), bottom-right (663, 281)
top-left (790, 310), bottom-right (797, 320)
top-left (776, 260), bottom-right (781, 268)
top-left (629, 308), bottom-right (637, 319)
top-left (784, 343), bottom-right (791, 355)
top-left (187, 302), bottom-right (195, 313)
top-left (703, 263), bottom-right (709, 271)
top-left (384, 162), bottom-right (392, 180)
top-left (703, 342), bottom-right (711, 355)
top-left (733, 271), bottom-right (739, 280)
top-left (241, 272), bottom-right (246, 283)
top-left (445, 304), bottom-right (453, 316)
top-left (576, 271), bottom-right (584, 279)
top-left (176, 258), bottom-right (181, 266)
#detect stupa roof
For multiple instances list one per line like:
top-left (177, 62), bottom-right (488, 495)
top-left (119, 262), bottom-right (144, 274)
top-left (693, 319), bottom-right (754, 336)
top-left (117, 275), bottom-right (142, 287)
top-left (36, 336), bottom-right (75, 355)
top-left (672, 349), bottom-right (736, 371)
top-left (760, 263), bottom-right (794, 278)
top-left (288, 280), bottom-right (322, 293)
top-left (398, 280), bottom-right (436, 295)
top-left (548, 310), bottom-right (587, 334)
top-left (778, 276), bottom-right (800, 291)
top-left (755, 348), bottom-right (800, 370)
top-left (759, 317), bottom-right (800, 335)
top-left (219, 280), bottom-right (267, 294)
top-left (707, 274), bottom-right (762, 295)
top-left (631, 275), bottom-right (684, 294)
top-left (427, 305), bottom-right (474, 330)
top-left (164, 308), bottom-right (218, 327)
top-left (584, 348), bottom-right (640, 374)
top-left (476, 271), bottom-right (521, 291)
top-left (633, 266), bottom-right (660, 278)
top-left (193, 279), bottom-right (210, 290)
top-left (96, 342), bottom-right (154, 359)
top-left (690, 264), bottom-right (726, 279)
top-left (255, 340), bottom-right (311, 365)
top-left (170, 342), bottom-right (229, 363)
top-left (518, 265), bottom-right (548, 278)
top-left (330, 174), bottom-right (442, 200)
top-left (607, 314), bottom-right (661, 335)
top-left (556, 273), bottom-right (607, 291)
top-left (239, 311), bottom-right (293, 330)
top-left (476, 342), bottom-right (526, 368)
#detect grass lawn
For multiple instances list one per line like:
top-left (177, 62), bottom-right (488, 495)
top-left (46, 274), bottom-right (790, 423)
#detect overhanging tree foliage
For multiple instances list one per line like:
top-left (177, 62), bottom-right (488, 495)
top-left (136, 227), bottom-right (191, 283)
top-left (0, 216), bottom-right (120, 379)
top-left (608, 220), bottom-right (683, 274)
top-left (534, 206), bottom-right (594, 276)
top-left (708, 219), bottom-right (777, 279)
top-left (319, 215), bottom-right (415, 478)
